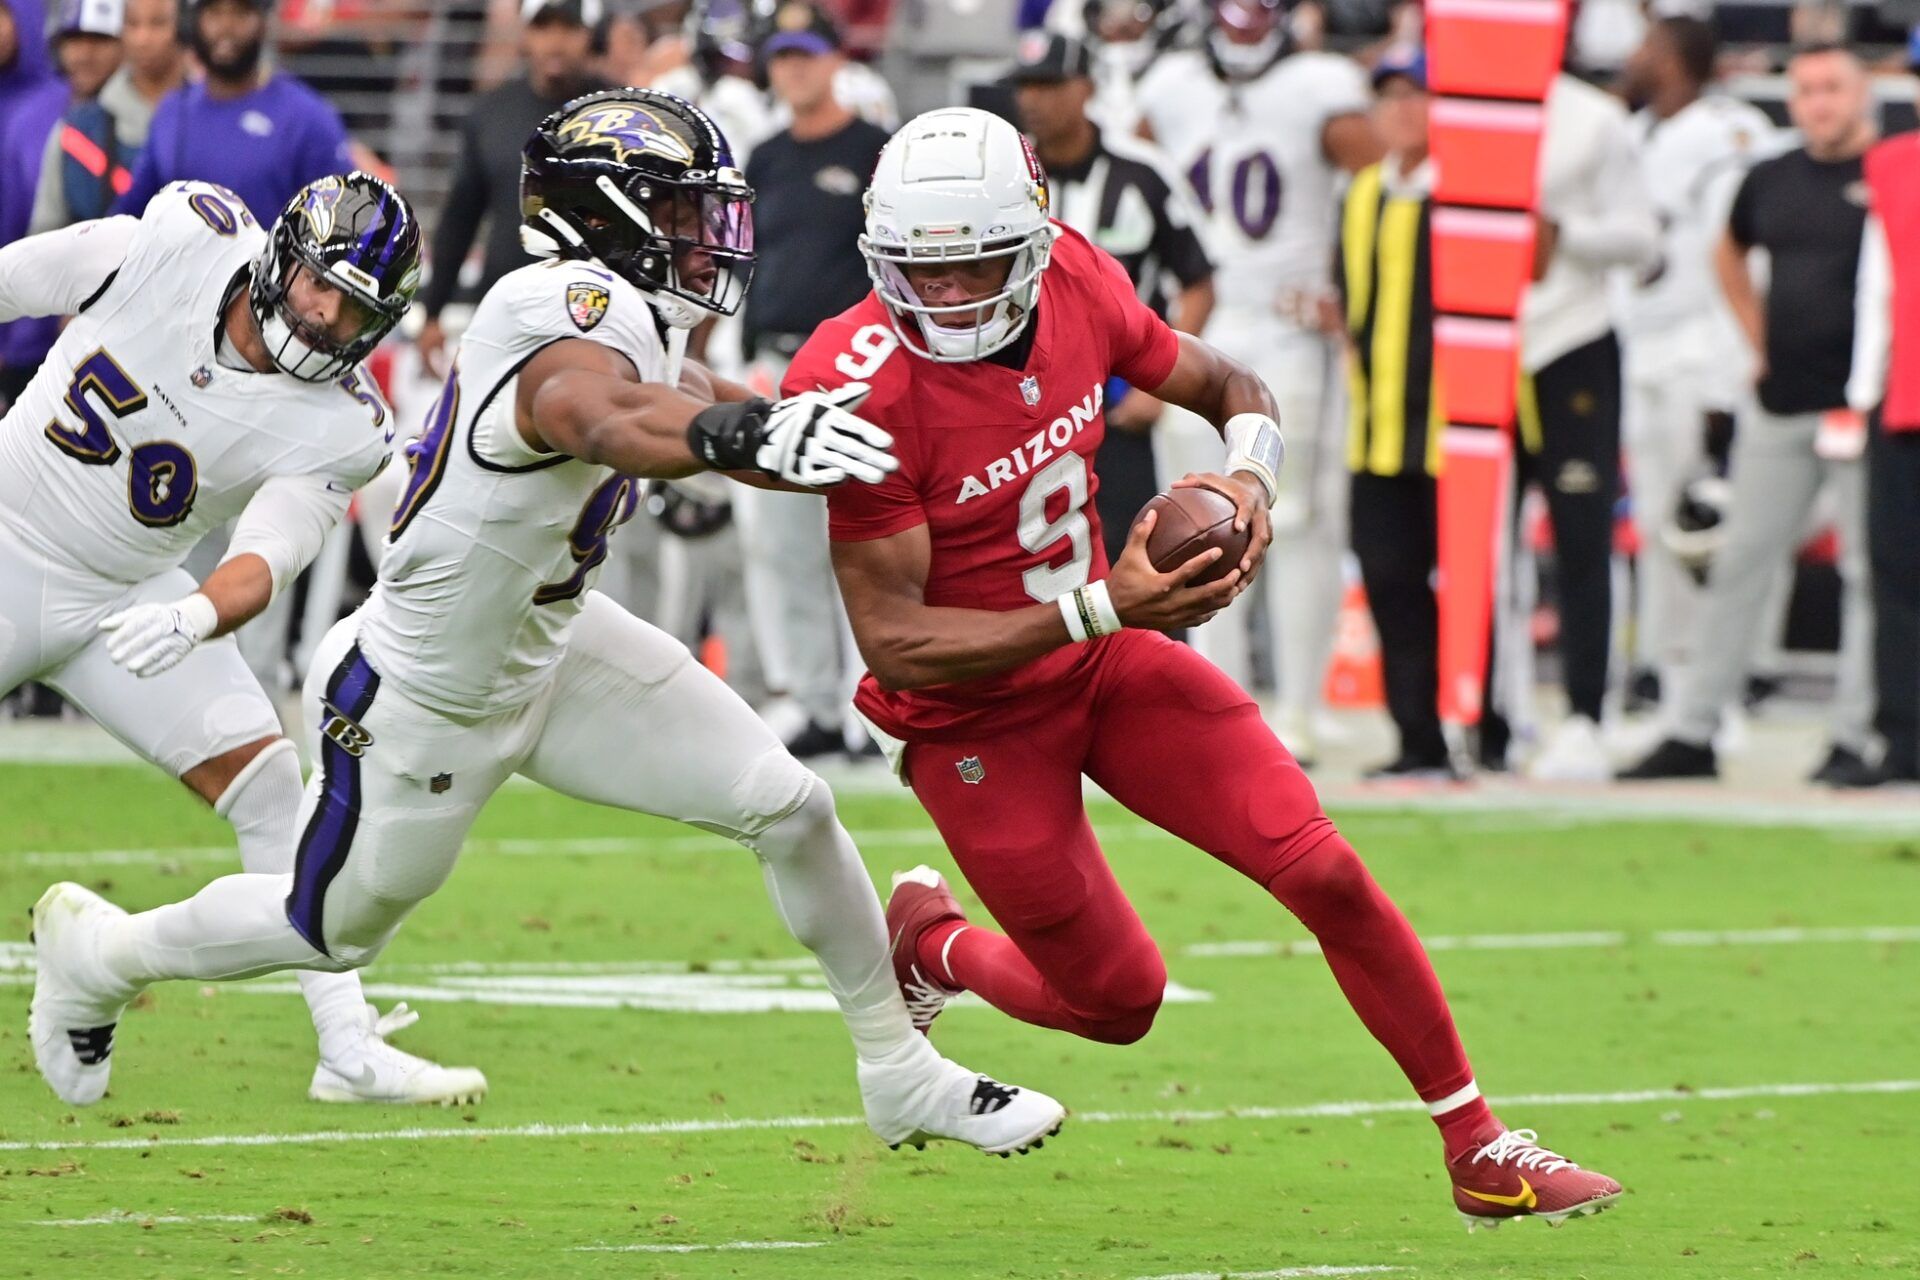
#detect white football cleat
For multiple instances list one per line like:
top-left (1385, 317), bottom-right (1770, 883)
top-left (1529, 715), bottom-right (1612, 783)
top-left (29, 882), bottom-right (138, 1107)
top-left (308, 1002), bottom-right (489, 1106)
top-left (859, 1036), bottom-right (1065, 1157)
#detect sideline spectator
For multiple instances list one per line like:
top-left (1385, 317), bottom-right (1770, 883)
top-left (1496, 69), bottom-right (1657, 780)
top-left (28, 0), bottom-right (130, 234)
top-left (734, 0), bottom-right (889, 757)
top-left (1135, 0), bottom-right (1380, 763)
top-left (0, 0), bottom-right (66, 406)
top-left (1848, 58), bottom-right (1920, 785)
top-left (1614, 16), bottom-right (1774, 716)
top-left (417, 0), bottom-right (607, 377)
top-left (1010, 31), bottom-right (1212, 564)
top-left (1625, 44), bottom-right (1878, 785)
top-left (115, 0), bottom-right (352, 221)
top-left (1338, 50), bottom-right (1453, 780)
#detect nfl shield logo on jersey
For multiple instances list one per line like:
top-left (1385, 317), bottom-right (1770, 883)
top-left (190, 366), bottom-right (212, 388)
top-left (567, 282), bottom-right (610, 333)
top-left (1020, 376), bottom-right (1040, 407)
top-left (956, 755), bottom-right (986, 785)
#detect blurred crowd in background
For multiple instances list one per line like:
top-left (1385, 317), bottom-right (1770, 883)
top-left (4, 0), bottom-right (1920, 791)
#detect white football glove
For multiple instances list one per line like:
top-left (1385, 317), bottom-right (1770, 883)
top-left (757, 382), bottom-right (897, 487)
top-left (98, 594), bottom-right (219, 678)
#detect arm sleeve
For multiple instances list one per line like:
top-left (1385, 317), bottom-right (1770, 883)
top-left (422, 120), bottom-right (489, 317)
top-left (1552, 111), bottom-right (1658, 269)
top-left (0, 215), bottom-right (137, 321)
top-left (1092, 238), bottom-right (1181, 389)
top-left (783, 328), bottom-right (929, 542)
top-left (28, 126), bottom-right (68, 236)
top-left (1849, 212), bottom-right (1891, 414)
top-left (219, 472), bottom-right (353, 598)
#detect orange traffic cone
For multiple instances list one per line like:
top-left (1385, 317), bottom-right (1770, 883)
top-left (1324, 581), bottom-right (1386, 709)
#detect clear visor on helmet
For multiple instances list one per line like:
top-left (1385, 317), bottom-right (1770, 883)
top-left (631, 176), bottom-right (756, 319)
top-left (860, 231), bottom-right (1053, 362)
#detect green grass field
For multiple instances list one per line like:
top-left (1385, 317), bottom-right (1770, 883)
top-left (2, 761), bottom-right (1917, 1279)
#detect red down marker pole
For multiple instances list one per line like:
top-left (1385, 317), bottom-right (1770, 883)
top-left (1425, 0), bottom-right (1567, 725)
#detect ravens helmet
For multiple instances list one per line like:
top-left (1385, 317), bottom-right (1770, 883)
top-left (250, 172), bottom-right (421, 383)
top-left (1661, 473), bottom-right (1733, 586)
top-left (521, 88), bottom-right (755, 330)
top-left (1207, 0), bottom-right (1289, 80)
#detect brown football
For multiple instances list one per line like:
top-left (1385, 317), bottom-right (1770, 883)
top-left (1136, 487), bottom-right (1248, 587)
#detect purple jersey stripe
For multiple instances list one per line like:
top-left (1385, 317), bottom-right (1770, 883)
top-left (285, 645), bottom-right (381, 954)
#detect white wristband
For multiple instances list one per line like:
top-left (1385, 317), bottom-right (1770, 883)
top-left (1224, 413), bottom-right (1283, 508)
top-left (1057, 580), bottom-right (1122, 643)
top-left (179, 592), bottom-right (220, 640)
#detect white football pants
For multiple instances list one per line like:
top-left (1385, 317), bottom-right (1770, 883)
top-left (96, 592), bottom-right (919, 1062)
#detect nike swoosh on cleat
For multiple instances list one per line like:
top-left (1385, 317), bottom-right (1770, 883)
top-left (1461, 1177), bottom-right (1536, 1209)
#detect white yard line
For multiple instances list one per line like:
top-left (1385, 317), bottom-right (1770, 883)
top-left (31, 1211), bottom-right (260, 1227)
top-left (1, 1078), bottom-right (1912, 1155)
top-left (1183, 924), bottom-right (1920, 959)
top-left (569, 1241), bottom-right (825, 1254)
top-left (1136, 1268), bottom-right (1405, 1280)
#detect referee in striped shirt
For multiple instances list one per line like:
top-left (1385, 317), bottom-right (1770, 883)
top-left (1011, 32), bottom-right (1214, 561)
top-left (1337, 49), bottom-right (1452, 780)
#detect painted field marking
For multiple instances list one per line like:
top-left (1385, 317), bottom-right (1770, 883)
top-left (1136, 1268), bottom-right (1405, 1280)
top-left (569, 1241), bottom-right (825, 1254)
top-left (2, 1078), bottom-right (1913, 1155)
top-left (31, 1211), bottom-right (260, 1227)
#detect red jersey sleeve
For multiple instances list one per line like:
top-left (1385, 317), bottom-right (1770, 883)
top-left (1083, 230), bottom-right (1181, 390)
top-left (783, 314), bottom-right (929, 543)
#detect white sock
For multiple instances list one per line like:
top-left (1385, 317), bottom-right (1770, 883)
top-left (213, 740), bottom-right (368, 1062)
top-left (742, 779), bottom-right (920, 1065)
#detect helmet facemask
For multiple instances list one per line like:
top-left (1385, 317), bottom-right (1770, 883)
top-left (861, 227), bottom-right (1056, 363)
top-left (1209, 0), bottom-right (1286, 80)
top-left (249, 208), bottom-right (413, 384)
top-left (522, 166), bottom-right (754, 330)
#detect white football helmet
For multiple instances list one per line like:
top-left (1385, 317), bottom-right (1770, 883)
top-left (859, 108), bottom-right (1059, 363)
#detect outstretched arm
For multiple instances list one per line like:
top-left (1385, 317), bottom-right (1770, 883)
top-left (99, 473), bottom-right (353, 676)
top-left (519, 337), bottom-right (897, 486)
top-left (519, 337), bottom-right (718, 478)
top-left (0, 216), bottom-right (137, 322)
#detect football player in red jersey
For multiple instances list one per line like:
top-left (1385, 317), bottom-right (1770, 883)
top-left (784, 107), bottom-right (1622, 1230)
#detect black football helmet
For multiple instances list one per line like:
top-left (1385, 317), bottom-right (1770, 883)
top-left (521, 88), bottom-right (755, 329)
top-left (249, 171), bottom-right (421, 383)
top-left (1661, 473), bottom-right (1733, 586)
top-left (1207, 0), bottom-right (1289, 81)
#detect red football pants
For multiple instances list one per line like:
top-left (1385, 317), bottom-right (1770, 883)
top-left (904, 630), bottom-right (1478, 1109)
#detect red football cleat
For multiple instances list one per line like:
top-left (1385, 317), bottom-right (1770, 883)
top-left (1448, 1124), bottom-right (1623, 1231)
top-left (886, 865), bottom-right (967, 1034)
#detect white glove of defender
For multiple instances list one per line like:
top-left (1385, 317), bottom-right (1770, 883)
top-left (757, 382), bottom-right (897, 487)
top-left (99, 594), bottom-right (219, 678)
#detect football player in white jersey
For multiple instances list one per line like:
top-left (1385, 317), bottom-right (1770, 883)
top-left (30, 91), bottom-right (1067, 1157)
top-left (1616, 16), bottom-right (1774, 713)
top-left (1, 172), bottom-right (484, 1106)
top-left (1135, 0), bottom-right (1379, 757)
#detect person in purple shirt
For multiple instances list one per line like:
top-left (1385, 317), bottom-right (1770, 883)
top-left (0, 0), bottom-right (69, 404)
top-left (114, 0), bottom-right (351, 225)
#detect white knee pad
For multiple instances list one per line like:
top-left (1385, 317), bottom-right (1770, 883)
top-left (323, 937), bottom-right (389, 971)
top-left (730, 748), bottom-right (821, 844)
top-left (211, 737), bottom-right (300, 820)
